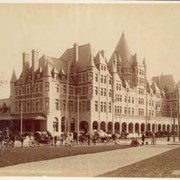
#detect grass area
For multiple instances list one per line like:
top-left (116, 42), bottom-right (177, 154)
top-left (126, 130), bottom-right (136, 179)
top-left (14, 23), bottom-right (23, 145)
top-left (0, 144), bottom-right (129, 168)
top-left (99, 146), bottom-right (180, 177)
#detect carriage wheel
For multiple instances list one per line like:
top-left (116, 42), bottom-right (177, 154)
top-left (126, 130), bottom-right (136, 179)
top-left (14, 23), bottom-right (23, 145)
top-left (29, 139), bottom-right (36, 147)
top-left (2, 140), bottom-right (7, 148)
top-left (7, 140), bottom-right (14, 148)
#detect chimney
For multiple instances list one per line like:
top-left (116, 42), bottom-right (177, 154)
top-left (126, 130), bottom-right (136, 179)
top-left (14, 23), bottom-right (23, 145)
top-left (32, 49), bottom-right (39, 72)
top-left (22, 52), bottom-right (30, 71)
top-left (73, 43), bottom-right (79, 62)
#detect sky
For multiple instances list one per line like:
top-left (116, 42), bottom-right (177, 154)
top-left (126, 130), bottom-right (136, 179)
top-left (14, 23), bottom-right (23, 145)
top-left (0, 3), bottom-right (180, 98)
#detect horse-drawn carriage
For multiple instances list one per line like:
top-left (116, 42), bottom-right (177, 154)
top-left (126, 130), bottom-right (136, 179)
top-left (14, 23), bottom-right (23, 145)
top-left (29, 131), bottom-right (54, 147)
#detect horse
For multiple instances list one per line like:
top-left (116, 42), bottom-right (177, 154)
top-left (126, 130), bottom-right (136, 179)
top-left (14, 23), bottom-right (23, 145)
top-left (15, 133), bottom-right (31, 148)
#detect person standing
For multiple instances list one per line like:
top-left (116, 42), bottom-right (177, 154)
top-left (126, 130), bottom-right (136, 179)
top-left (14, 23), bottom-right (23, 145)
top-left (151, 133), bottom-right (156, 145)
top-left (141, 133), bottom-right (145, 145)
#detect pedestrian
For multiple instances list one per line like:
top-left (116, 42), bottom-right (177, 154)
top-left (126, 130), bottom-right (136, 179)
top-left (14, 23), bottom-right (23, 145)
top-left (151, 133), bottom-right (156, 145)
top-left (138, 131), bottom-right (140, 137)
top-left (141, 133), bottom-right (145, 145)
top-left (167, 132), bottom-right (170, 141)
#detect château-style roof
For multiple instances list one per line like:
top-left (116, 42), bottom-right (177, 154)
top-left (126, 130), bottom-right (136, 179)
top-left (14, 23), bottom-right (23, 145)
top-left (152, 74), bottom-right (176, 93)
top-left (111, 32), bottom-right (131, 62)
top-left (10, 70), bottom-right (17, 83)
top-left (151, 81), bottom-right (160, 93)
top-left (94, 51), bottom-right (107, 65)
top-left (59, 43), bottom-right (97, 72)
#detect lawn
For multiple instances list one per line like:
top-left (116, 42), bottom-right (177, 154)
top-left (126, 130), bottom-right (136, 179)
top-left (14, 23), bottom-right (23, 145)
top-left (99, 146), bottom-right (180, 177)
top-left (0, 144), bottom-right (129, 168)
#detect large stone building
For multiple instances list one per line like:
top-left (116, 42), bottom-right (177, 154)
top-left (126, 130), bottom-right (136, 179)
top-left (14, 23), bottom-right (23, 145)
top-left (0, 32), bottom-right (179, 135)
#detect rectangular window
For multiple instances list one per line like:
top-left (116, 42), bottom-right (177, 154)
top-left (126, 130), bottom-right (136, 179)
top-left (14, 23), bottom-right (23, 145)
top-left (104, 76), bottom-right (106, 84)
top-left (104, 88), bottom-right (106, 96)
top-left (63, 85), bottom-right (66, 94)
top-left (56, 84), bottom-right (60, 93)
top-left (109, 77), bottom-right (112, 85)
top-left (45, 82), bottom-right (49, 91)
top-left (82, 101), bottom-right (86, 111)
top-left (82, 87), bottom-right (86, 95)
top-left (101, 102), bottom-right (103, 112)
top-left (87, 101), bottom-right (90, 111)
top-left (69, 101), bottom-right (73, 111)
top-left (95, 87), bottom-right (98, 95)
top-left (26, 84), bottom-right (31, 94)
top-left (104, 102), bottom-right (106, 112)
top-left (63, 100), bottom-right (66, 111)
top-left (109, 90), bottom-right (112, 97)
top-left (45, 97), bottom-right (49, 110)
top-left (35, 99), bottom-right (39, 111)
top-left (101, 88), bottom-right (103, 96)
top-left (132, 108), bottom-right (134, 115)
top-left (101, 75), bottom-right (103, 83)
top-left (128, 107), bottom-right (131, 115)
top-left (55, 99), bottom-right (59, 110)
top-left (69, 86), bottom-right (73, 95)
top-left (124, 107), bottom-right (127, 114)
top-left (120, 95), bottom-right (122, 102)
top-left (26, 99), bottom-right (30, 112)
top-left (109, 103), bottom-right (111, 113)
top-left (95, 74), bottom-right (98, 82)
top-left (95, 101), bottom-right (98, 112)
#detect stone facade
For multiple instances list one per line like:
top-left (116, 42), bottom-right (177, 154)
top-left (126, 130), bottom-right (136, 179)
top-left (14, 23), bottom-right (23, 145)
top-left (0, 32), bottom-right (179, 135)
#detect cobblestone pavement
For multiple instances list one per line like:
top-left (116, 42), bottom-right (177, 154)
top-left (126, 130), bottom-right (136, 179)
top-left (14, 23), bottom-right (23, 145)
top-left (0, 142), bottom-right (179, 177)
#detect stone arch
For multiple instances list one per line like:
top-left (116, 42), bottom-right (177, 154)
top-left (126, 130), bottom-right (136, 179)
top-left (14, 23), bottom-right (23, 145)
top-left (61, 116), bottom-right (65, 132)
top-left (141, 123), bottom-right (145, 133)
top-left (147, 123), bottom-right (151, 131)
top-left (80, 121), bottom-right (89, 133)
top-left (122, 122), bottom-right (127, 133)
top-left (114, 122), bottom-right (120, 132)
top-left (167, 124), bottom-right (170, 132)
top-left (175, 125), bottom-right (178, 131)
top-left (107, 122), bottom-right (113, 133)
top-left (128, 123), bottom-right (133, 133)
top-left (92, 121), bottom-right (98, 130)
top-left (158, 124), bottom-right (161, 131)
top-left (70, 118), bottom-right (75, 132)
top-left (135, 123), bottom-right (139, 133)
top-left (152, 124), bottom-right (155, 132)
top-left (100, 121), bottom-right (106, 131)
top-left (162, 124), bottom-right (166, 131)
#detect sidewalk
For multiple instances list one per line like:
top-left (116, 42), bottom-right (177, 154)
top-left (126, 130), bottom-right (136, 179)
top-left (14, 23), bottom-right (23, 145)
top-left (0, 144), bottom-right (178, 177)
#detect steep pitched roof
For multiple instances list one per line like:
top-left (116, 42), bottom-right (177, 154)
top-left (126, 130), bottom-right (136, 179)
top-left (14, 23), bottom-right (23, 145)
top-left (59, 43), bottom-right (96, 71)
top-left (44, 62), bottom-right (52, 77)
top-left (94, 51), bottom-right (107, 65)
top-left (0, 99), bottom-right (10, 108)
top-left (111, 32), bottom-right (130, 62)
top-left (10, 70), bottom-right (17, 83)
top-left (151, 81), bottom-right (160, 93)
top-left (152, 74), bottom-right (175, 93)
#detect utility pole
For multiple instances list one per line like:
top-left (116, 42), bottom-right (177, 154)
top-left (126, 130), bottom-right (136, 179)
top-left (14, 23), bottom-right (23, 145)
top-left (65, 61), bottom-right (70, 133)
top-left (77, 94), bottom-right (79, 146)
top-left (20, 103), bottom-right (23, 135)
top-left (177, 85), bottom-right (180, 141)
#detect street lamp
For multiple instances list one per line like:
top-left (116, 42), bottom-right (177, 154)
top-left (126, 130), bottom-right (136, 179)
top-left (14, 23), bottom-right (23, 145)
top-left (20, 103), bottom-right (23, 134)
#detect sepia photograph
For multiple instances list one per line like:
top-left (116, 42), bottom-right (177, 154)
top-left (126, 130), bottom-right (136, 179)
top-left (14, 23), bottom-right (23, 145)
top-left (0, 1), bottom-right (180, 178)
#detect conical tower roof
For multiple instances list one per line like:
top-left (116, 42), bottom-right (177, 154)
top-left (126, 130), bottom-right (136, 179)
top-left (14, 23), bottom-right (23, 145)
top-left (44, 63), bottom-right (52, 77)
top-left (10, 69), bottom-right (17, 83)
top-left (113, 32), bottom-right (130, 62)
top-left (94, 51), bottom-right (107, 65)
